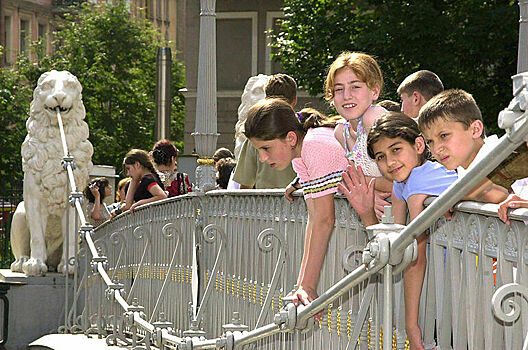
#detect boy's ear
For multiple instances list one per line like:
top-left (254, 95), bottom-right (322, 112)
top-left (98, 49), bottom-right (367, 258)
top-left (414, 136), bottom-right (426, 154)
top-left (470, 120), bottom-right (484, 139)
top-left (371, 86), bottom-right (380, 100)
top-left (413, 91), bottom-right (424, 106)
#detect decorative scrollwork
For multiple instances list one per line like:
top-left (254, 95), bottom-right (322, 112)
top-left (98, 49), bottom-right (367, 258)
top-left (133, 226), bottom-right (150, 240)
top-left (162, 222), bottom-right (181, 240)
top-left (257, 228), bottom-right (286, 253)
top-left (341, 245), bottom-right (365, 272)
top-left (492, 282), bottom-right (528, 323)
top-left (202, 224), bottom-right (226, 244)
top-left (110, 231), bottom-right (126, 247)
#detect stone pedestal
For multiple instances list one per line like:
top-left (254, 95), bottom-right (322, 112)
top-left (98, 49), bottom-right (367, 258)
top-left (0, 270), bottom-right (72, 350)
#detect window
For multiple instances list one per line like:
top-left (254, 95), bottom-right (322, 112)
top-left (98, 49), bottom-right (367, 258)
top-left (20, 19), bottom-right (29, 54)
top-left (38, 23), bottom-right (47, 40)
top-left (4, 16), bottom-right (12, 64)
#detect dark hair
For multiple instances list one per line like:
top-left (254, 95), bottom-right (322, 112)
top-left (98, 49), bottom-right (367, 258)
top-left (265, 73), bottom-right (297, 105)
top-left (397, 70), bottom-right (444, 101)
top-left (418, 89), bottom-right (484, 139)
top-left (152, 139), bottom-right (179, 166)
top-left (244, 98), bottom-right (339, 141)
top-left (367, 112), bottom-right (429, 163)
top-left (123, 149), bottom-right (162, 183)
top-left (84, 177), bottom-right (110, 204)
top-left (115, 177), bottom-right (131, 202)
top-left (216, 157), bottom-right (236, 189)
top-left (213, 147), bottom-right (234, 163)
top-left (377, 100), bottom-right (401, 112)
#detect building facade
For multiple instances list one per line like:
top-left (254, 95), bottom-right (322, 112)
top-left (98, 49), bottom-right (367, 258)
top-left (176, 0), bottom-right (328, 154)
top-left (0, 0), bottom-right (53, 66)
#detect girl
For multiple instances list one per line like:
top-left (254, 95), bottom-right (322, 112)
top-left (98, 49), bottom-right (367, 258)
top-left (107, 177), bottom-right (131, 217)
top-left (244, 98), bottom-right (348, 319)
top-left (327, 52), bottom-right (392, 215)
top-left (122, 149), bottom-right (167, 214)
top-left (151, 139), bottom-right (192, 197)
top-left (83, 177), bottom-right (112, 227)
top-left (366, 112), bottom-right (457, 350)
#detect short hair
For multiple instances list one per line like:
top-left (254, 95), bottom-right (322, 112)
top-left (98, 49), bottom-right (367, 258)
top-left (325, 51), bottom-right (383, 102)
top-left (397, 70), bottom-right (444, 101)
top-left (216, 157), bottom-right (236, 189)
top-left (377, 100), bottom-right (401, 112)
top-left (264, 73), bottom-right (297, 105)
top-left (213, 147), bottom-right (234, 163)
top-left (418, 89), bottom-right (484, 138)
top-left (367, 112), bottom-right (428, 163)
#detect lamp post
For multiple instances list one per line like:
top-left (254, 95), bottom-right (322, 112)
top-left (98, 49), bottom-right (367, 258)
top-left (518, 0), bottom-right (528, 73)
top-left (192, 0), bottom-right (219, 192)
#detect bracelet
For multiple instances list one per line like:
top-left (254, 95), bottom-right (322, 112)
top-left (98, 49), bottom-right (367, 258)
top-left (290, 177), bottom-right (301, 190)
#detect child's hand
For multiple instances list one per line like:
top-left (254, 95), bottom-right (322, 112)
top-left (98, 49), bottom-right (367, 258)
top-left (338, 165), bottom-right (375, 216)
top-left (443, 207), bottom-right (455, 220)
top-left (498, 194), bottom-right (528, 225)
top-left (287, 285), bottom-right (323, 322)
top-left (374, 190), bottom-right (391, 219)
top-left (284, 184), bottom-right (297, 203)
top-left (89, 183), bottom-right (100, 198)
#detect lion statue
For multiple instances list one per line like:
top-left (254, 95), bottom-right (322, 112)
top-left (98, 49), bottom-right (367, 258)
top-left (233, 74), bottom-right (270, 159)
top-left (10, 70), bottom-right (93, 276)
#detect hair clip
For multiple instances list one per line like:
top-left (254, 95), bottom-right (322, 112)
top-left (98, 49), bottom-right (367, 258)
top-left (297, 112), bottom-right (304, 122)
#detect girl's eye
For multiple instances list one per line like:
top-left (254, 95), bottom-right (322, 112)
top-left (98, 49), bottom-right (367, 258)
top-left (392, 147), bottom-right (400, 153)
top-left (376, 154), bottom-right (385, 161)
top-left (334, 87), bottom-right (343, 92)
top-left (440, 133), bottom-right (448, 138)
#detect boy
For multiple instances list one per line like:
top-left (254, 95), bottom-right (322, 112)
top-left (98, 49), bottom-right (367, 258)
top-left (418, 89), bottom-right (508, 203)
top-left (398, 70), bottom-right (444, 120)
top-left (233, 73), bottom-right (298, 189)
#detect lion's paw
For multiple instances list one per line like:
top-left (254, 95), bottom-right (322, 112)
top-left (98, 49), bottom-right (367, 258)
top-left (57, 261), bottom-right (75, 275)
top-left (22, 258), bottom-right (48, 276)
top-left (10, 256), bottom-right (29, 273)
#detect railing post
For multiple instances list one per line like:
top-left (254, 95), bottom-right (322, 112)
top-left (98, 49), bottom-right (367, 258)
top-left (192, 0), bottom-right (219, 192)
top-left (155, 47), bottom-right (172, 140)
top-left (518, 0), bottom-right (528, 73)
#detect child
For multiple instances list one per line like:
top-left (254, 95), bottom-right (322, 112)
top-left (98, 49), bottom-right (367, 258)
top-left (244, 98), bottom-right (348, 319)
top-left (152, 139), bottom-right (192, 197)
top-left (83, 177), bottom-right (113, 227)
top-left (233, 73), bottom-right (298, 189)
top-left (418, 89), bottom-right (509, 203)
top-left (122, 149), bottom-right (167, 214)
top-left (366, 113), bottom-right (457, 350)
top-left (216, 157), bottom-right (236, 189)
top-left (397, 70), bottom-right (444, 120)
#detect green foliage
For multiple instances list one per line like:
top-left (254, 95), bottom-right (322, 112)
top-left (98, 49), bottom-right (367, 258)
top-left (273, 0), bottom-right (519, 133)
top-left (1, 2), bottom-right (185, 191)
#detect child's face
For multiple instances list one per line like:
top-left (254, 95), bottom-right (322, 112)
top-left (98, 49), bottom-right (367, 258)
top-left (125, 162), bottom-right (142, 180)
top-left (104, 184), bottom-right (112, 198)
top-left (333, 68), bottom-right (380, 121)
top-left (421, 118), bottom-right (483, 170)
top-left (400, 92), bottom-right (420, 119)
top-left (372, 136), bottom-right (424, 183)
top-left (250, 134), bottom-right (296, 171)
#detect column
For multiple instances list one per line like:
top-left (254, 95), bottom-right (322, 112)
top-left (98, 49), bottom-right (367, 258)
top-left (192, 0), bottom-right (219, 191)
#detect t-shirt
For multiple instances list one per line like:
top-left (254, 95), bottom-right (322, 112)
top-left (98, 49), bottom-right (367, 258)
top-left (393, 160), bottom-right (458, 202)
top-left (134, 173), bottom-right (165, 202)
top-left (457, 135), bottom-right (500, 178)
top-left (233, 138), bottom-right (297, 189)
top-left (292, 127), bottom-right (349, 199)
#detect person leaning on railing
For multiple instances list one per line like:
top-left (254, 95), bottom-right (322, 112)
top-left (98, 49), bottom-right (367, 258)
top-left (121, 149), bottom-right (167, 214)
top-left (243, 98), bottom-right (348, 321)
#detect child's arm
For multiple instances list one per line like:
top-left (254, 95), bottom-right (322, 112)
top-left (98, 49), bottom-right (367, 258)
top-left (372, 175), bottom-right (393, 193)
top-left (391, 195), bottom-right (408, 225)
top-left (463, 178), bottom-right (508, 203)
top-left (130, 184), bottom-right (168, 213)
top-left (334, 124), bottom-right (346, 150)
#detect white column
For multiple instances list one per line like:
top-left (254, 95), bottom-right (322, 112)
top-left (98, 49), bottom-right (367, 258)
top-left (192, 0), bottom-right (219, 191)
top-left (518, 0), bottom-right (528, 73)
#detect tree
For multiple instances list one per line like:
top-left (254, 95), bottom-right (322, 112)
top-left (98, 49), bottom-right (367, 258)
top-left (273, 0), bottom-right (518, 133)
top-left (17, 1), bottom-right (185, 171)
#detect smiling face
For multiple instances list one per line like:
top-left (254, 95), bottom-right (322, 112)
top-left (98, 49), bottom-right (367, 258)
top-left (421, 118), bottom-right (484, 170)
top-left (249, 133), bottom-right (298, 171)
top-left (332, 68), bottom-right (380, 121)
top-left (372, 136), bottom-right (425, 183)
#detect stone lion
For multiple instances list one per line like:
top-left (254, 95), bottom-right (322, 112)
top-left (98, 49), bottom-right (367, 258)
top-left (10, 70), bottom-right (93, 276)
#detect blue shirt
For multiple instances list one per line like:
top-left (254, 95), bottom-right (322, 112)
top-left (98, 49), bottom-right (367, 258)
top-left (393, 161), bottom-right (458, 202)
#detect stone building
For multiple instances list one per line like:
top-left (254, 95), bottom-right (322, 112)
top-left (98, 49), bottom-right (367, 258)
top-left (176, 0), bottom-right (328, 153)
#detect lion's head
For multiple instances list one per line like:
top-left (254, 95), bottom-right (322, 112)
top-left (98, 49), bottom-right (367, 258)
top-left (30, 70), bottom-right (85, 125)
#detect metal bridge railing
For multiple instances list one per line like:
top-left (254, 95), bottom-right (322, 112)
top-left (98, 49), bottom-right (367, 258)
top-left (57, 72), bottom-right (528, 349)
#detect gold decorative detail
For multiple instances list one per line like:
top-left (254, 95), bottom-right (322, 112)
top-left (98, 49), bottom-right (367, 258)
top-left (197, 158), bottom-right (214, 166)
